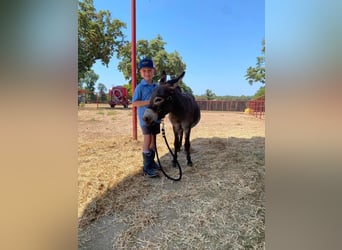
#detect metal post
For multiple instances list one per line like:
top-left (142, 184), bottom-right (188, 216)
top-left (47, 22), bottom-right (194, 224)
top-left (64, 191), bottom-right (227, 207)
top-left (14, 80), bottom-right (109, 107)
top-left (131, 0), bottom-right (137, 140)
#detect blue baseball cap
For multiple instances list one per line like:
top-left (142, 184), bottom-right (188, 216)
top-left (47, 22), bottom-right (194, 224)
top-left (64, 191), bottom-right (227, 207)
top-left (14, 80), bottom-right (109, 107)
top-left (139, 58), bottom-right (155, 69)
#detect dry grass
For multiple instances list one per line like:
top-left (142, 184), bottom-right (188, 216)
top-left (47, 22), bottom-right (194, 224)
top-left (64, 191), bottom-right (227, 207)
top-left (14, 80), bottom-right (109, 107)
top-left (78, 104), bottom-right (265, 249)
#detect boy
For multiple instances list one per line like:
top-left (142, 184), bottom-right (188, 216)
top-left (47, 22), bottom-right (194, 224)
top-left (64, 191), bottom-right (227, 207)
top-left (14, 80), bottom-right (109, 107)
top-left (132, 58), bottom-right (160, 178)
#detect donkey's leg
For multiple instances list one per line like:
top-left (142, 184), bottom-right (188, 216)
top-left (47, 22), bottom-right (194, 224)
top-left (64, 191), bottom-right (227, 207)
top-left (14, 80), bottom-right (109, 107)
top-left (172, 127), bottom-right (181, 167)
top-left (184, 128), bottom-right (192, 166)
top-left (179, 132), bottom-right (183, 152)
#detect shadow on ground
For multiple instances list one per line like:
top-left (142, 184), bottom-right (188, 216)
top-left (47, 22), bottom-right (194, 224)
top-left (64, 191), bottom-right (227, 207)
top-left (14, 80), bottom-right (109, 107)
top-left (78, 136), bottom-right (265, 249)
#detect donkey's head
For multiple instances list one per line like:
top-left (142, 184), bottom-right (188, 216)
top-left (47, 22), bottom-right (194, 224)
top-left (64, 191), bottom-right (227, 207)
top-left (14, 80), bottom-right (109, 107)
top-left (143, 71), bottom-right (185, 126)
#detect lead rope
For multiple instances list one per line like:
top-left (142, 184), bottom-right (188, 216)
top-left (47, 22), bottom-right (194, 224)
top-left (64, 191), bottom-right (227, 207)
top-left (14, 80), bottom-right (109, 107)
top-left (154, 120), bottom-right (182, 181)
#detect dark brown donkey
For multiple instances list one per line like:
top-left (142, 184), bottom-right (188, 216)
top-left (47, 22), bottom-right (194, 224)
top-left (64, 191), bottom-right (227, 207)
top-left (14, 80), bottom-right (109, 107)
top-left (143, 71), bottom-right (201, 166)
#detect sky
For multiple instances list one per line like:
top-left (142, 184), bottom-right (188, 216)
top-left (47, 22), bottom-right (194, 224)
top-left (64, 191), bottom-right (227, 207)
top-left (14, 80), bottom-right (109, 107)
top-left (92, 0), bottom-right (265, 96)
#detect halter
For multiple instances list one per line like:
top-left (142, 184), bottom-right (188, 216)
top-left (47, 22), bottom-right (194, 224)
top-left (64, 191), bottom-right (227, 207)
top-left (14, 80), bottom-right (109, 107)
top-left (154, 95), bottom-right (173, 119)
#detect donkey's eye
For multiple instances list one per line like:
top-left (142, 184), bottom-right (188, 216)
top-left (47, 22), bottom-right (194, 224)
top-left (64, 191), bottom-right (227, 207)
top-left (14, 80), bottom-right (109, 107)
top-left (154, 97), bottom-right (164, 104)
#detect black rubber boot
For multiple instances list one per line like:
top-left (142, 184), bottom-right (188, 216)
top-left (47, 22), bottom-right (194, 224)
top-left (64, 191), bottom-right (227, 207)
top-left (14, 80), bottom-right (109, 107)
top-left (149, 150), bottom-right (160, 170)
top-left (142, 152), bottom-right (159, 178)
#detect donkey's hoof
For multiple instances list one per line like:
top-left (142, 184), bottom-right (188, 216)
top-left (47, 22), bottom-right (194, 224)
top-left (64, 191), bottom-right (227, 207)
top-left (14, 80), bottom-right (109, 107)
top-left (172, 160), bottom-right (177, 168)
top-left (187, 161), bottom-right (193, 167)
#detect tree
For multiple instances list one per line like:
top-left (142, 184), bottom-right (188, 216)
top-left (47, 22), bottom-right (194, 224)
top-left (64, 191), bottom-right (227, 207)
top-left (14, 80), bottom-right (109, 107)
top-left (116, 34), bottom-right (192, 93)
top-left (79, 69), bottom-right (99, 102)
top-left (205, 89), bottom-right (216, 100)
top-left (180, 82), bottom-right (193, 95)
top-left (245, 39), bottom-right (265, 85)
top-left (123, 83), bottom-right (132, 99)
top-left (78, 0), bottom-right (126, 81)
top-left (253, 86), bottom-right (265, 98)
top-left (97, 83), bottom-right (107, 102)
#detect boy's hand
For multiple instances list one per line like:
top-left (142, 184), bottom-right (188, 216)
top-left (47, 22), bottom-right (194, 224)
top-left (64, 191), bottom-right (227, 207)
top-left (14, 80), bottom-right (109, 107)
top-left (132, 100), bottom-right (150, 107)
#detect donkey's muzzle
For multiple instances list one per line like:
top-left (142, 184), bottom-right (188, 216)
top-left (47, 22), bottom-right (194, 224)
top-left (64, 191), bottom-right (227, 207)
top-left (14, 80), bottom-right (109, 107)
top-left (143, 108), bottom-right (158, 126)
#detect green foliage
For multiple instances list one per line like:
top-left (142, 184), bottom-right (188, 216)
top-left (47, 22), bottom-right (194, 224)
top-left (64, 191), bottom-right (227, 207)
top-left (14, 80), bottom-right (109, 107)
top-left (107, 110), bottom-right (116, 116)
top-left (116, 34), bottom-right (193, 93)
top-left (205, 89), bottom-right (216, 100)
top-left (97, 83), bottom-right (108, 102)
top-left (123, 83), bottom-right (132, 99)
top-left (79, 69), bottom-right (99, 102)
top-left (253, 86), bottom-right (265, 99)
top-left (217, 95), bottom-right (252, 101)
top-left (179, 82), bottom-right (193, 95)
top-left (195, 94), bottom-right (252, 101)
top-left (245, 39), bottom-right (265, 85)
top-left (78, 0), bottom-right (126, 81)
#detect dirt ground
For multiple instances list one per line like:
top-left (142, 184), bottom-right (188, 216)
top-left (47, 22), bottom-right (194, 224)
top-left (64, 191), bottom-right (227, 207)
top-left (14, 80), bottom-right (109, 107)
top-left (78, 104), bottom-right (265, 249)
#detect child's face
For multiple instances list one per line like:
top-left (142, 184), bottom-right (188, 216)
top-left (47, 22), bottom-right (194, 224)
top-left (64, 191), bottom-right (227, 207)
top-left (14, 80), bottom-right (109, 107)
top-left (140, 67), bottom-right (155, 82)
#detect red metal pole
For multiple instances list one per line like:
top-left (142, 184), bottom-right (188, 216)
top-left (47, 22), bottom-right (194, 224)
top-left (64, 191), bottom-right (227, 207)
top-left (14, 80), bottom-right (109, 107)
top-left (131, 0), bottom-right (137, 140)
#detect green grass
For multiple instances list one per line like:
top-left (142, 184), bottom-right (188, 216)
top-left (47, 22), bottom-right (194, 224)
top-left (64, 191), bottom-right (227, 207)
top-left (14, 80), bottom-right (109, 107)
top-left (107, 111), bottom-right (116, 116)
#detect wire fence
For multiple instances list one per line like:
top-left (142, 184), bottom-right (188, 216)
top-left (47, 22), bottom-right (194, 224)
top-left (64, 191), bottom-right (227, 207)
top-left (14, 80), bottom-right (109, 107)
top-left (78, 89), bottom-right (265, 119)
top-left (246, 96), bottom-right (265, 119)
top-left (196, 100), bottom-right (249, 112)
top-left (196, 97), bottom-right (265, 119)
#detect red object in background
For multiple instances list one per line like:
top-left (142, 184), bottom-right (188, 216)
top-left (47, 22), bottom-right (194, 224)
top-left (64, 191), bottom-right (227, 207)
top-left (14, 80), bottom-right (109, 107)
top-left (248, 96), bottom-right (265, 119)
top-left (108, 86), bottom-right (130, 108)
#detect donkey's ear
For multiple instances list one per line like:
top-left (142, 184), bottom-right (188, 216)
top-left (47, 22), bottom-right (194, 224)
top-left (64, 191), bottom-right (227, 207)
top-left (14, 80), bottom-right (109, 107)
top-left (173, 71), bottom-right (185, 83)
top-left (159, 70), bottom-right (167, 85)
top-left (166, 71), bottom-right (186, 86)
top-left (178, 71), bottom-right (185, 81)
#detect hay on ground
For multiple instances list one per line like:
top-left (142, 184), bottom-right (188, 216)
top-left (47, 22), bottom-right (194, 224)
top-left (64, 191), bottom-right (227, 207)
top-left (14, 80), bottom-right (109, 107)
top-left (78, 104), bottom-right (265, 249)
